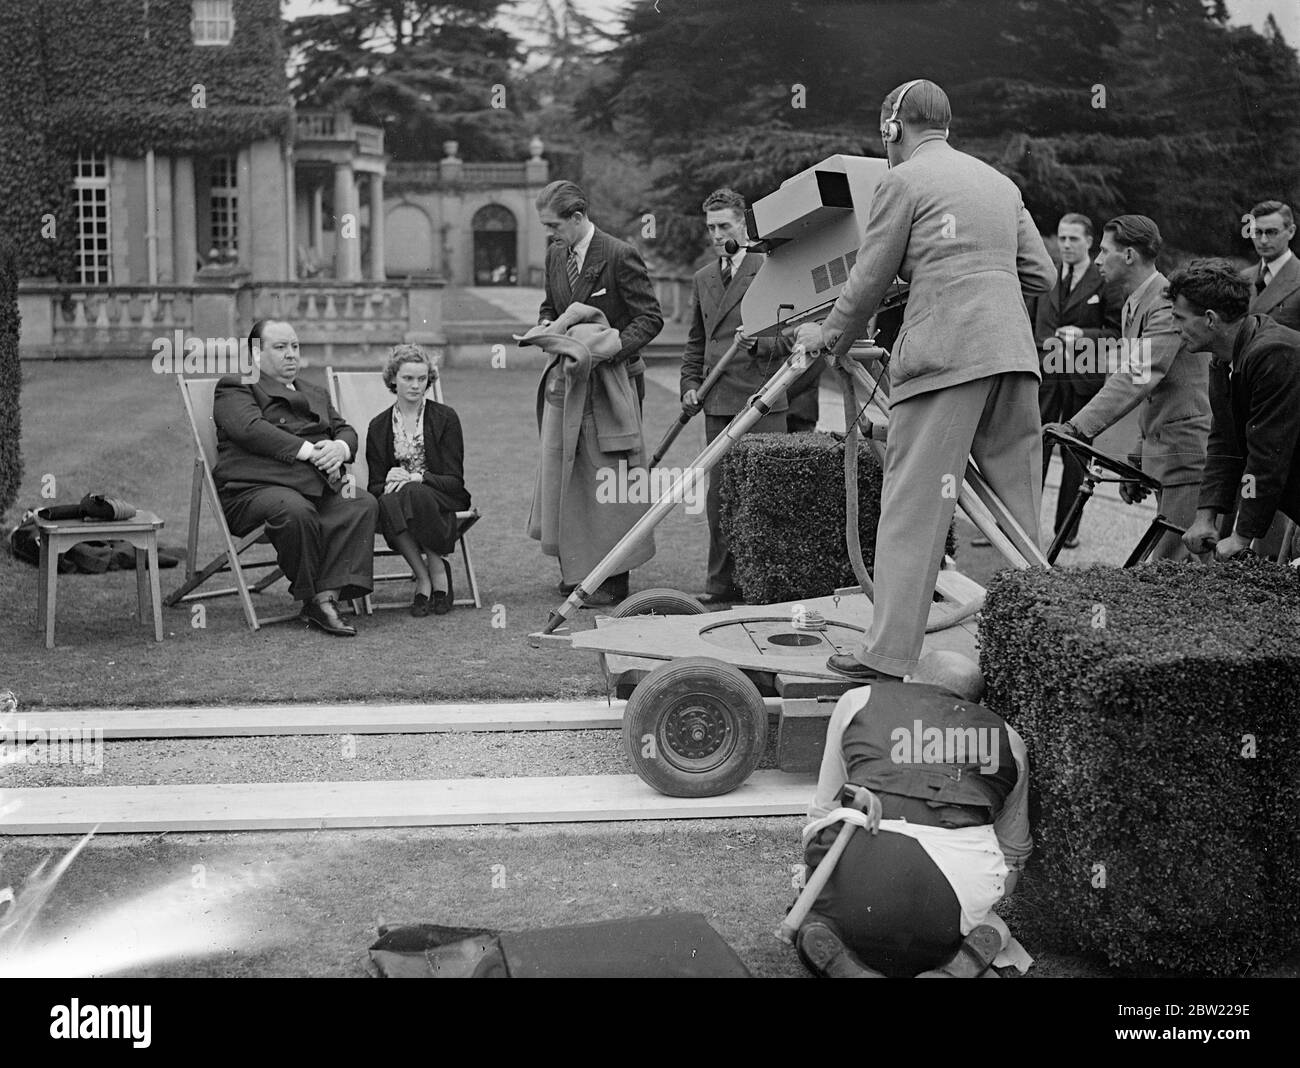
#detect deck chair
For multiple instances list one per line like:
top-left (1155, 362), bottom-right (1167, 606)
top-left (326, 367), bottom-right (483, 610)
top-left (165, 375), bottom-right (301, 630)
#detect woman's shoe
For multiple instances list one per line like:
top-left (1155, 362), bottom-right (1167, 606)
top-left (411, 591), bottom-right (430, 618)
top-left (432, 558), bottom-right (454, 615)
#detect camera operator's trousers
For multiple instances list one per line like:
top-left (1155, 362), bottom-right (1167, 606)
top-left (859, 371), bottom-right (1042, 675)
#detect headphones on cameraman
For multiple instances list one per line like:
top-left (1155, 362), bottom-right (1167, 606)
top-left (881, 80), bottom-right (923, 145)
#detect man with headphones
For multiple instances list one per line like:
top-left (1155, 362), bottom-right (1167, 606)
top-left (796, 80), bottom-right (1055, 681)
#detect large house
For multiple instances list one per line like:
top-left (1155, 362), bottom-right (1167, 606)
top-left (4, 0), bottom-right (555, 363)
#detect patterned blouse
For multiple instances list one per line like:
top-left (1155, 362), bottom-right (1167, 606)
top-left (392, 396), bottom-right (427, 477)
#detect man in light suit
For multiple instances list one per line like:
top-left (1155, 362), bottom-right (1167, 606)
top-left (1034, 212), bottom-right (1124, 548)
top-left (1045, 215), bottom-right (1211, 561)
top-left (681, 188), bottom-right (790, 603)
top-left (536, 179), bottom-right (664, 601)
top-left (796, 79), bottom-right (1056, 680)
top-left (536, 180), bottom-right (664, 409)
top-left (1243, 200), bottom-right (1300, 331)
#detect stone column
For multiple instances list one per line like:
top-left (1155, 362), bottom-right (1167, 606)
top-left (172, 156), bottom-right (198, 284)
top-left (368, 173), bottom-right (386, 281)
top-left (312, 182), bottom-right (324, 253)
top-left (333, 161), bottom-right (361, 281)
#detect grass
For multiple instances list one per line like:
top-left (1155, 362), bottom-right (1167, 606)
top-left (2, 360), bottom-right (717, 708)
top-left (3, 823), bottom-right (1118, 978)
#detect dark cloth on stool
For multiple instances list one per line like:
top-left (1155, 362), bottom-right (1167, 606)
top-left (804, 828), bottom-right (962, 977)
top-left (223, 484), bottom-right (377, 602)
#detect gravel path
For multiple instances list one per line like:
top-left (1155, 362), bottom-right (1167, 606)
top-left (5, 725), bottom-right (784, 788)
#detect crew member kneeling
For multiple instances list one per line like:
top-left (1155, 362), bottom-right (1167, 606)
top-left (796, 652), bottom-right (1031, 978)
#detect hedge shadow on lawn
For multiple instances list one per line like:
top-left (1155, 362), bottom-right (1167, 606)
top-left (981, 559), bottom-right (1300, 975)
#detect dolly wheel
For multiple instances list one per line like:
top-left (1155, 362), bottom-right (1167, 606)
top-left (623, 657), bottom-right (767, 797)
top-left (610, 588), bottom-right (707, 618)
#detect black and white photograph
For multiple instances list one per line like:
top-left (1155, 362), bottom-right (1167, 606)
top-left (1, 0), bottom-right (1297, 1032)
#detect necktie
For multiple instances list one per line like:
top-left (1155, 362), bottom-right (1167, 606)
top-left (567, 248), bottom-right (580, 291)
top-left (1059, 264), bottom-right (1073, 313)
top-left (720, 256), bottom-right (732, 287)
top-left (1122, 300), bottom-right (1133, 336)
top-left (1256, 265), bottom-right (1268, 295)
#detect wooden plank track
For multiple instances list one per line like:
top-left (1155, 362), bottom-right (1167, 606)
top-left (0, 771), bottom-right (816, 834)
top-left (12, 700), bottom-right (626, 740)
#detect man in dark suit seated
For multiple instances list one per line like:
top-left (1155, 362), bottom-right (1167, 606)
top-left (1169, 261), bottom-right (1300, 561)
top-left (1035, 212), bottom-right (1124, 549)
top-left (212, 319), bottom-right (379, 636)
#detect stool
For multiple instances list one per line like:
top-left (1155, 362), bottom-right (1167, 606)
top-left (34, 511), bottom-right (165, 649)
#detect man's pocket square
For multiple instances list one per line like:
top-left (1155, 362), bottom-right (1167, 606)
top-left (1087, 294), bottom-right (1100, 304)
top-left (591, 287), bottom-right (608, 297)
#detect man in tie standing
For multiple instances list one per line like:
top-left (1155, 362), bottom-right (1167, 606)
top-left (1242, 200), bottom-right (1300, 331)
top-left (535, 180), bottom-right (664, 601)
top-left (1236, 200), bottom-right (1300, 559)
top-left (680, 188), bottom-right (791, 604)
top-left (1034, 213), bottom-right (1123, 549)
top-left (536, 180), bottom-right (664, 409)
top-left (795, 79), bottom-right (1056, 681)
top-left (1044, 215), bottom-right (1211, 561)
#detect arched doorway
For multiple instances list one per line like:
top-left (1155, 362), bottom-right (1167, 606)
top-left (472, 204), bottom-right (518, 285)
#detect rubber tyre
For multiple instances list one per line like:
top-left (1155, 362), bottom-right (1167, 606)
top-left (610, 588), bottom-right (707, 618)
top-left (623, 656), bottom-right (768, 797)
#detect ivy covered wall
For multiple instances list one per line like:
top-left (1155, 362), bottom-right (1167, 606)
top-left (0, 0), bottom-right (292, 280)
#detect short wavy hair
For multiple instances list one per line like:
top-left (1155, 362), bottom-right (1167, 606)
top-left (382, 344), bottom-right (439, 393)
top-left (1166, 259), bottom-right (1252, 323)
top-left (1104, 214), bottom-right (1163, 262)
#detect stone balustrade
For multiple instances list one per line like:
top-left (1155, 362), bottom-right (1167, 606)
top-left (18, 280), bottom-right (445, 367)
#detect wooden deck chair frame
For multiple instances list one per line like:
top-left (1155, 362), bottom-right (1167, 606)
top-left (164, 375), bottom-right (301, 631)
top-left (326, 366), bottom-right (483, 611)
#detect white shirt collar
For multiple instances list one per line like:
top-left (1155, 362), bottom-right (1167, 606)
top-left (724, 247), bottom-right (746, 271)
top-left (1124, 270), bottom-right (1161, 312)
top-left (569, 221), bottom-right (597, 271)
top-left (1264, 248), bottom-right (1293, 280)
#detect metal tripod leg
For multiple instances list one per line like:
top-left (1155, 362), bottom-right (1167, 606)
top-left (1123, 514), bottom-right (1186, 567)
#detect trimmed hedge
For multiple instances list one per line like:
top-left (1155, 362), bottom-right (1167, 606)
top-left (717, 431), bottom-right (955, 604)
top-left (981, 560), bottom-right (1300, 975)
top-left (0, 240), bottom-right (20, 518)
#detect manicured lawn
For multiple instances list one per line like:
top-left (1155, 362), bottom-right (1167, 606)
top-left (4, 823), bottom-right (1120, 978)
top-left (2, 360), bottom-right (714, 708)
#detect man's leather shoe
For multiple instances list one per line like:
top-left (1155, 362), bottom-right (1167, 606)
top-left (916, 924), bottom-right (1002, 978)
top-left (698, 587), bottom-right (741, 605)
top-left (796, 920), bottom-right (883, 978)
top-left (301, 597), bottom-right (357, 637)
top-left (826, 653), bottom-right (876, 679)
top-left (557, 580), bottom-right (577, 595)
